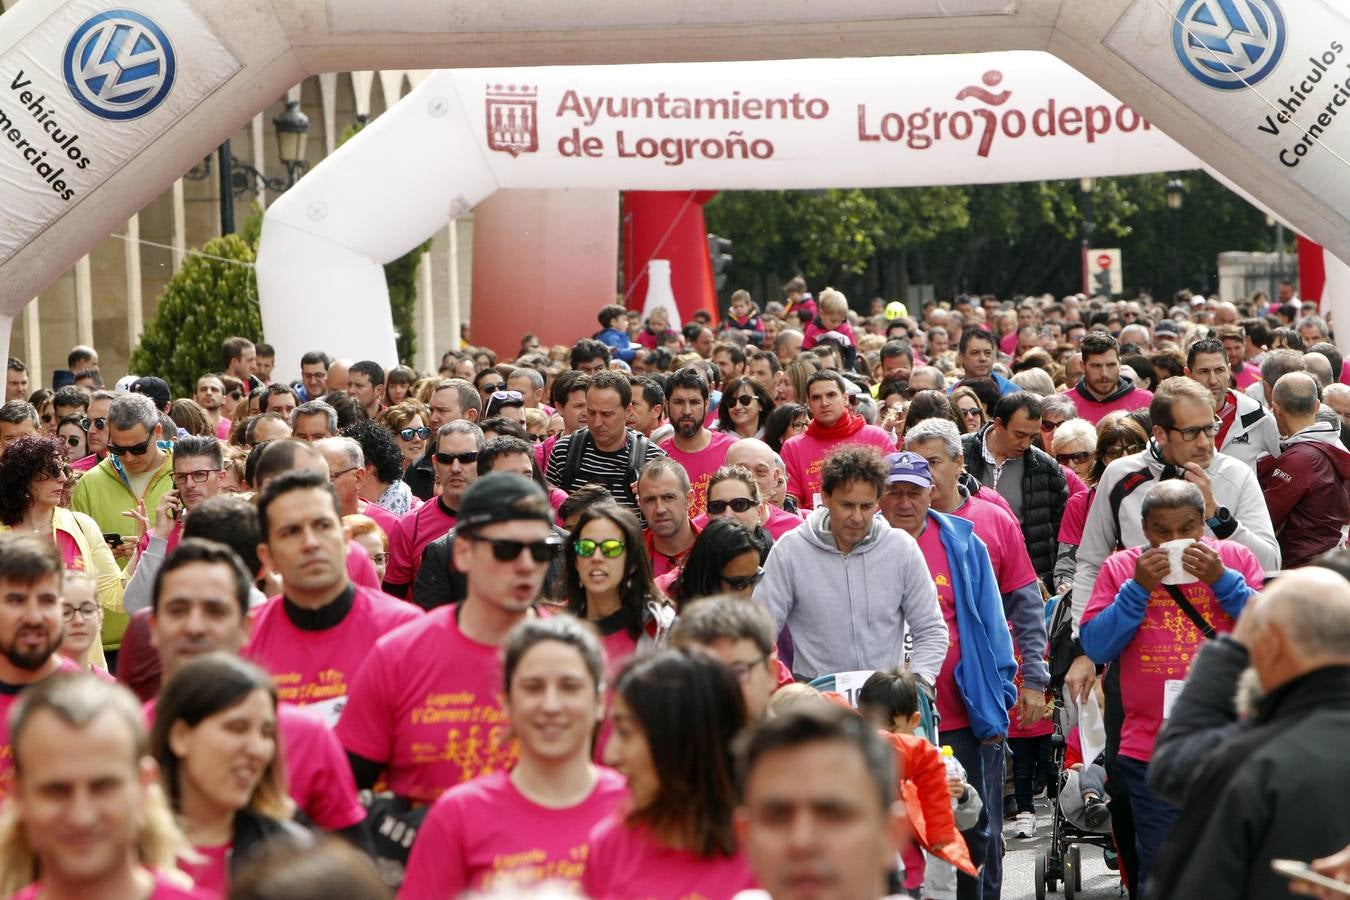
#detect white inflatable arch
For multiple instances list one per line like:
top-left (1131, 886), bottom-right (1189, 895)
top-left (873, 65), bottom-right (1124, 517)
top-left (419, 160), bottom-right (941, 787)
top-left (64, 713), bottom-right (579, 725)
top-left (0, 0), bottom-right (1347, 366)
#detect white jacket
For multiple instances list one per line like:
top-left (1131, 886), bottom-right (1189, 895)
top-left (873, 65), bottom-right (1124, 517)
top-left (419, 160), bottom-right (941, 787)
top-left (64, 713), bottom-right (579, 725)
top-left (1218, 389), bottom-right (1281, 469)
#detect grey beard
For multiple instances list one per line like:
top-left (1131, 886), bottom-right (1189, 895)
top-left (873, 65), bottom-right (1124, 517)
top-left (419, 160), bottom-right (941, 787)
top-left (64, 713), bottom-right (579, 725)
top-left (1235, 666), bottom-right (1266, 719)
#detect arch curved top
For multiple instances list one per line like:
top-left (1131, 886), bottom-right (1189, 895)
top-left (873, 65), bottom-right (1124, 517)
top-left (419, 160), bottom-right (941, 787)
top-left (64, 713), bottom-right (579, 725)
top-left (0, 0), bottom-right (1347, 364)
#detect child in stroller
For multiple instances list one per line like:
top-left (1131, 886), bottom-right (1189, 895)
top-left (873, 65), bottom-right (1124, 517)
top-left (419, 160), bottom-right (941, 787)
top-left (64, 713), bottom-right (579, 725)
top-left (1035, 717), bottom-right (1117, 900)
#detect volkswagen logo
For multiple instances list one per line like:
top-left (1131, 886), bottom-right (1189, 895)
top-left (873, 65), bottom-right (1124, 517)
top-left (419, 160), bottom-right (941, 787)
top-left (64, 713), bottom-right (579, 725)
top-left (1172, 0), bottom-right (1286, 90)
top-left (63, 10), bottom-right (176, 120)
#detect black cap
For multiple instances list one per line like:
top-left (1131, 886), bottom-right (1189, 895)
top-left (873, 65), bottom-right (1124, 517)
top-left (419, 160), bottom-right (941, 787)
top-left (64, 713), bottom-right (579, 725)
top-left (456, 472), bottom-right (552, 529)
top-left (130, 376), bottom-right (172, 409)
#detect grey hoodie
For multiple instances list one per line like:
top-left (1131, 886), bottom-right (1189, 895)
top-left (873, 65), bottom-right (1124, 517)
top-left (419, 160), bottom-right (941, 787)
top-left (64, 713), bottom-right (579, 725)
top-left (754, 506), bottom-right (947, 682)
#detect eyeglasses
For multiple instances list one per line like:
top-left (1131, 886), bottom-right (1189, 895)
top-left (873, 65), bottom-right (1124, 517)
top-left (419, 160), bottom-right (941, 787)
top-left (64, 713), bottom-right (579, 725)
top-left (108, 438), bottom-right (152, 456)
top-left (721, 567), bottom-right (766, 592)
top-left (61, 602), bottom-right (98, 621)
top-left (729, 394), bottom-right (759, 407)
top-left (172, 468), bottom-right (220, 485)
top-left (329, 466), bottom-right (359, 482)
top-left (958, 407), bottom-right (983, 419)
top-left (399, 427), bottom-right (431, 441)
top-left (40, 463), bottom-right (71, 481)
top-left (1167, 420), bottom-right (1221, 442)
top-left (435, 451), bottom-right (479, 466)
top-left (480, 382), bottom-right (505, 395)
top-left (468, 534), bottom-right (560, 563)
top-left (1041, 418), bottom-right (1067, 433)
top-left (89, 417), bottom-right (107, 431)
top-left (725, 651), bottom-right (772, 682)
top-left (62, 435), bottom-right (83, 448)
top-left (574, 538), bottom-right (625, 558)
top-left (707, 497), bottom-right (757, 515)
top-left (369, 552), bottom-right (389, 566)
top-left (1055, 451), bottom-right (1094, 466)
top-left (525, 432), bottom-right (545, 443)
top-left (1102, 442), bottom-right (1145, 462)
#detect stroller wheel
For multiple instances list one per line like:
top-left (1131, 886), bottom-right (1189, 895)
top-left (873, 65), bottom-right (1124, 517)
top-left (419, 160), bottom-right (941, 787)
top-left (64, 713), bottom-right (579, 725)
top-left (1035, 852), bottom-right (1048, 900)
top-left (1071, 845), bottom-right (1083, 891)
top-left (1064, 846), bottom-right (1078, 900)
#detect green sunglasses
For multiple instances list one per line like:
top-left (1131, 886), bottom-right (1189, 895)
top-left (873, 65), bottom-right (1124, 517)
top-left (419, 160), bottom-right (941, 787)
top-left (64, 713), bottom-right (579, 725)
top-left (574, 538), bottom-right (625, 558)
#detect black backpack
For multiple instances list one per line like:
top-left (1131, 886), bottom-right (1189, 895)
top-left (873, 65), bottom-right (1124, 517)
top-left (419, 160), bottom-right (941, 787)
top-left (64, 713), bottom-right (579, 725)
top-left (558, 427), bottom-right (653, 498)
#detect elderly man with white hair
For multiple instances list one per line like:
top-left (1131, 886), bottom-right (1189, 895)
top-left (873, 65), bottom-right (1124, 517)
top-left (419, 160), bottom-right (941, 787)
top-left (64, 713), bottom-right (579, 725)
top-left (721, 437), bottom-right (803, 539)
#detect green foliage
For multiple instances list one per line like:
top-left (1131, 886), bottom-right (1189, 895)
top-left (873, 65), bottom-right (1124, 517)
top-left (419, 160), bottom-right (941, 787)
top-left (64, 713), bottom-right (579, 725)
top-left (128, 232), bottom-right (261, 397)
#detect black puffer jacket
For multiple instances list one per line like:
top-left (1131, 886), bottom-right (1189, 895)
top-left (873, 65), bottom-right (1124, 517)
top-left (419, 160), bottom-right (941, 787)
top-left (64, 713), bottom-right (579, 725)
top-left (961, 427), bottom-right (1067, 589)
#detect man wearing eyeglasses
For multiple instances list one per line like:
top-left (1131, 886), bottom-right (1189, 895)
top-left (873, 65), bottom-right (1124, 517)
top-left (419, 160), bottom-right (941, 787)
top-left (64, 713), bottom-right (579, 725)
top-left (338, 473), bottom-right (559, 807)
top-left (315, 437), bottom-right (400, 538)
top-left (71, 390), bottom-right (116, 473)
top-left (127, 435), bottom-right (224, 567)
top-left (246, 470), bottom-right (422, 728)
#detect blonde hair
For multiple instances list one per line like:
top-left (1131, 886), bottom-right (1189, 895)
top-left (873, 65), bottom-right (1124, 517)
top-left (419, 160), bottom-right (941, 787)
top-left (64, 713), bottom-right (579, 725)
top-left (524, 408), bottom-right (549, 433)
top-left (767, 682), bottom-right (825, 717)
top-left (343, 514), bottom-right (388, 549)
top-left (0, 675), bottom-right (192, 895)
top-left (818, 287), bottom-right (848, 316)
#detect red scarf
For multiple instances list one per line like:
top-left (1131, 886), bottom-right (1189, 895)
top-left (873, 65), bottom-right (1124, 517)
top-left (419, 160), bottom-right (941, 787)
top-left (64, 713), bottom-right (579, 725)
top-left (807, 411), bottom-right (866, 441)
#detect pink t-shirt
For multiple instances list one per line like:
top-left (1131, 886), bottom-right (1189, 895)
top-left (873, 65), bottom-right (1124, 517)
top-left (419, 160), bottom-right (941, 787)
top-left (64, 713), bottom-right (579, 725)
top-left (919, 521), bottom-right (969, 732)
top-left (659, 430), bottom-right (736, 517)
top-left (1235, 362), bottom-right (1262, 390)
top-left (358, 499), bottom-right (401, 538)
top-left (181, 844), bottom-right (229, 899)
top-left (335, 605), bottom-right (517, 803)
top-left (1081, 539), bottom-right (1263, 762)
top-left (1063, 385), bottom-right (1154, 426)
top-left (0, 658), bottom-right (83, 803)
top-left (1058, 488), bottom-right (1093, 546)
top-left (1006, 622), bottom-right (1054, 739)
top-left (400, 768), bottom-right (628, 898)
top-left (781, 425), bottom-right (896, 509)
top-left (243, 585), bottom-right (422, 727)
top-left (580, 816), bottom-right (757, 900)
top-left (385, 498), bottom-right (457, 588)
top-left (8, 870), bottom-right (206, 899)
top-left (136, 520), bottom-right (183, 557)
top-left (1062, 465), bottom-right (1088, 498)
top-left (215, 417), bottom-right (232, 441)
top-left (951, 494), bottom-right (1039, 594)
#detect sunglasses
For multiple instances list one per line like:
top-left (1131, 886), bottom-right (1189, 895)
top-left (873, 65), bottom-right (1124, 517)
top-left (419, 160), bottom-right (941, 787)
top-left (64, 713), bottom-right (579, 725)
top-left (722, 567), bottom-right (765, 592)
top-left (89, 417), bottom-right (107, 430)
top-left (489, 390), bottom-right (524, 404)
top-left (479, 382), bottom-right (505, 394)
top-left (399, 427), bottom-right (431, 441)
top-left (469, 534), bottom-right (560, 563)
top-left (40, 413), bottom-right (53, 424)
top-left (62, 435), bottom-right (83, 448)
top-left (1041, 418), bottom-right (1067, 433)
top-left (707, 497), bottom-right (756, 515)
top-left (729, 394), bottom-right (759, 407)
top-left (1055, 451), bottom-right (1093, 466)
top-left (435, 451), bottom-right (479, 466)
top-left (574, 538), bottom-right (625, 558)
top-left (108, 438), bottom-right (152, 456)
top-left (958, 407), bottom-right (982, 419)
top-left (40, 463), bottom-right (72, 481)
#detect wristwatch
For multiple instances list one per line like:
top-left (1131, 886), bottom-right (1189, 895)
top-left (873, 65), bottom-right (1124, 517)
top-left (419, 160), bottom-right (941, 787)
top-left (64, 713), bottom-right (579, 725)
top-left (1206, 505), bottom-right (1237, 539)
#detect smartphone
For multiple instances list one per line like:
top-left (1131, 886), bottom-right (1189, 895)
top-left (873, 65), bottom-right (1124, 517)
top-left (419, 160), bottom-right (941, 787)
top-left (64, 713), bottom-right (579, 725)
top-left (166, 490), bottom-right (182, 520)
top-left (102, 532), bottom-right (122, 547)
top-left (1272, 859), bottom-right (1350, 896)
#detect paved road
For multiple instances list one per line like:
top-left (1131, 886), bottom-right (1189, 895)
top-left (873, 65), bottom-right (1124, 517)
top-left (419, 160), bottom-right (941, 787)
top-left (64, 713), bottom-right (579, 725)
top-left (1000, 798), bottom-right (1126, 900)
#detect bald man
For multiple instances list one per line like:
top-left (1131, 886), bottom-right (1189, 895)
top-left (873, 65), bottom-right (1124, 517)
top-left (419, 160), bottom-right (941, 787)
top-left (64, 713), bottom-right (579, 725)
top-left (722, 438), bottom-right (803, 539)
top-left (1149, 567), bottom-right (1350, 900)
top-left (1259, 373), bottom-right (1350, 568)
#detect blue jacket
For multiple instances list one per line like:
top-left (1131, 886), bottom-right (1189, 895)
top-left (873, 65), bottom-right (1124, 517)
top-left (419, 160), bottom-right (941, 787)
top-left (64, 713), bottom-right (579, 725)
top-left (930, 510), bottom-right (1019, 740)
top-left (594, 327), bottom-right (637, 362)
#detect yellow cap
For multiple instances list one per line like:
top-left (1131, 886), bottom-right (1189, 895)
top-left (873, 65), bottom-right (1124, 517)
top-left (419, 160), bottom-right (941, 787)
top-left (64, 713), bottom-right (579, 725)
top-left (940, 745), bottom-right (955, 757)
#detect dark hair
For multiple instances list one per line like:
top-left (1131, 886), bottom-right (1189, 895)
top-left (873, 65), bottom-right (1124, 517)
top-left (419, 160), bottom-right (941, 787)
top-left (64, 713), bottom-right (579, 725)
top-left (173, 434), bottom-right (222, 469)
top-left (857, 667), bottom-right (920, 721)
top-left (675, 519), bottom-right (772, 604)
top-left (0, 435), bottom-right (64, 525)
top-left (587, 370), bottom-right (632, 407)
top-left (805, 369), bottom-right (848, 397)
top-left (880, 340), bottom-right (913, 363)
top-left (1078, 332), bottom-right (1119, 361)
top-left (152, 538), bottom-right (252, 618)
top-left (669, 594), bottom-right (776, 656)
top-left (385, 365), bottom-right (416, 390)
top-left (821, 446), bottom-right (887, 497)
top-left (1120, 354), bottom-right (1157, 392)
top-left (957, 328), bottom-right (995, 355)
top-left (257, 469), bottom-right (341, 541)
top-left (0, 532), bottom-right (63, 585)
top-left (735, 704), bottom-right (895, 814)
top-left (1270, 326), bottom-right (1305, 352)
top-left (1089, 412), bottom-right (1149, 484)
top-left (150, 654), bottom-right (286, 818)
top-left (340, 419), bottom-right (405, 483)
top-left (252, 438), bottom-right (324, 490)
top-left (614, 649), bottom-right (746, 857)
top-left (748, 348), bottom-right (781, 375)
top-left (598, 303), bottom-right (628, 329)
top-left (1240, 317), bottom-right (1271, 350)
top-left (477, 435), bottom-right (535, 476)
top-left (956, 377), bottom-right (1002, 417)
top-left (320, 392), bottom-right (367, 429)
top-left (901, 389), bottom-right (958, 434)
top-left (558, 483), bottom-right (612, 525)
top-left (665, 366), bottom-right (711, 404)
top-left (181, 496), bottom-right (263, 579)
top-left (300, 350), bottom-right (332, 370)
top-left (551, 370), bottom-right (591, 408)
top-left (254, 342), bottom-right (275, 359)
top-left (349, 360), bottom-right (385, 388)
top-left (570, 339), bottom-right (611, 369)
top-left (630, 375), bottom-right (666, 412)
top-left (67, 347), bottom-right (96, 370)
top-left (1149, 350), bottom-right (1186, 382)
top-left (257, 383), bottom-right (300, 416)
top-left (715, 377), bottom-right (774, 435)
top-left (762, 403), bottom-right (808, 453)
top-left (992, 391), bottom-right (1043, 425)
top-left (1308, 342), bottom-right (1344, 381)
top-left (563, 504), bottom-right (662, 640)
top-left (220, 336), bottom-right (256, 370)
top-left (51, 385), bottom-right (90, 411)
top-left (1185, 338), bottom-right (1227, 370)
top-left (712, 343), bottom-right (747, 368)
top-left (503, 616), bottom-right (606, 697)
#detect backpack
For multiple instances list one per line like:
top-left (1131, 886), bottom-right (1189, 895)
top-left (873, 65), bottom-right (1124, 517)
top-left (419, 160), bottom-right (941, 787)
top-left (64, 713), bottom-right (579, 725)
top-left (1046, 592), bottom-right (1078, 692)
top-left (558, 427), bottom-right (653, 499)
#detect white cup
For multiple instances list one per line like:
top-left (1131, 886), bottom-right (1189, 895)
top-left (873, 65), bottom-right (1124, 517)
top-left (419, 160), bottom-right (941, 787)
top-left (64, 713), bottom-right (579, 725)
top-left (1160, 538), bottom-right (1198, 585)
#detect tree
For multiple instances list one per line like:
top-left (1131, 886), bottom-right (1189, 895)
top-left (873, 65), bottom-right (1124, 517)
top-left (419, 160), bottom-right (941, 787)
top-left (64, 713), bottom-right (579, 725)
top-left (128, 231), bottom-right (261, 398)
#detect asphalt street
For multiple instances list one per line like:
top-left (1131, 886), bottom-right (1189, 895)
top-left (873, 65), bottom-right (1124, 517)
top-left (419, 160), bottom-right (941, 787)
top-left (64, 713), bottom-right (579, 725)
top-left (1000, 797), bottom-right (1126, 900)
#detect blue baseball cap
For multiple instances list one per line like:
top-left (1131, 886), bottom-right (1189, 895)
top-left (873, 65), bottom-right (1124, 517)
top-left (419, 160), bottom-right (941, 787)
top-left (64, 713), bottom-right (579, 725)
top-left (885, 451), bottom-right (932, 488)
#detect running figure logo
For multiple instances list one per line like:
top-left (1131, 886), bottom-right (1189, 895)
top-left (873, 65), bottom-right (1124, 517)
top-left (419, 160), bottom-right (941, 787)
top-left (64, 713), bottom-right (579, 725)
top-left (1172, 0), bottom-right (1286, 91)
top-left (63, 10), bottom-right (176, 121)
top-left (486, 84), bottom-right (539, 156)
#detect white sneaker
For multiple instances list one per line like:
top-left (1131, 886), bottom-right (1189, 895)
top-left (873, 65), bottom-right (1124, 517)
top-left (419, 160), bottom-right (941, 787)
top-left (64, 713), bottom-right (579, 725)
top-left (1014, 810), bottom-right (1037, 838)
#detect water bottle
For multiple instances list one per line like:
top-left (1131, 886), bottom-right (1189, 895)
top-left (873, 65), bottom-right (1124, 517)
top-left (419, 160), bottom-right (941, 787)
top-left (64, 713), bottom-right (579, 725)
top-left (940, 745), bottom-right (966, 809)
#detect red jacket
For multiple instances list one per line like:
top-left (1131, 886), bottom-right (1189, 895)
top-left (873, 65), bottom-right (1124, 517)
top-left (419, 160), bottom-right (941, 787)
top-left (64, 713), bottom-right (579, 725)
top-left (1258, 423), bottom-right (1350, 568)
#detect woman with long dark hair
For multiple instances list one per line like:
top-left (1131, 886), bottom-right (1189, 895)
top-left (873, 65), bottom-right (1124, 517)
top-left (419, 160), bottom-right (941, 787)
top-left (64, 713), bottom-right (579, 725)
top-left (715, 376), bottom-right (774, 440)
top-left (762, 403), bottom-right (809, 454)
top-left (151, 654), bottom-right (304, 897)
top-left (401, 618), bottom-right (627, 896)
top-left (583, 649), bottom-right (754, 899)
top-left (673, 519), bottom-right (772, 604)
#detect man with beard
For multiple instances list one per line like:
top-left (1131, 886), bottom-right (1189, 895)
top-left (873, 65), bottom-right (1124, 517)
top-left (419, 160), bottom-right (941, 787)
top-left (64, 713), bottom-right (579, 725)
top-left (1147, 567), bottom-right (1350, 900)
top-left (195, 374), bottom-right (232, 440)
top-left (1066, 333), bottom-right (1153, 425)
top-left (0, 535), bottom-right (82, 796)
top-left (658, 368), bottom-right (734, 516)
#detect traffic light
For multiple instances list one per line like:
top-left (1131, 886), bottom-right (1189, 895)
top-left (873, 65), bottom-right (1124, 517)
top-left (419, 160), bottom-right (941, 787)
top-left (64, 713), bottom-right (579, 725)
top-left (1093, 267), bottom-right (1113, 297)
top-left (707, 234), bottom-right (734, 291)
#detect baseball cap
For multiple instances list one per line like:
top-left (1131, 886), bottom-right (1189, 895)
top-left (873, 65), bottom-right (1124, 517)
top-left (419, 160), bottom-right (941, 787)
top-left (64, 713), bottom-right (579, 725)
top-left (817, 330), bottom-right (853, 348)
top-left (130, 376), bottom-right (172, 408)
top-left (1155, 319), bottom-right (1180, 337)
top-left (456, 472), bottom-right (553, 530)
top-left (885, 451), bottom-right (932, 488)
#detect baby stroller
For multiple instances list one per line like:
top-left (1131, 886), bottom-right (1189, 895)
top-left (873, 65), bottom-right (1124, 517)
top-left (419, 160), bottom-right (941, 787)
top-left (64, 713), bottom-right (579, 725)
top-left (1035, 712), bottom-right (1117, 900)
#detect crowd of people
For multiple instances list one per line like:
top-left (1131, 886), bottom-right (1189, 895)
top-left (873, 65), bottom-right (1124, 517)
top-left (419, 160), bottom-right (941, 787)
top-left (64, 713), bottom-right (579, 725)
top-left (0, 276), bottom-right (1348, 899)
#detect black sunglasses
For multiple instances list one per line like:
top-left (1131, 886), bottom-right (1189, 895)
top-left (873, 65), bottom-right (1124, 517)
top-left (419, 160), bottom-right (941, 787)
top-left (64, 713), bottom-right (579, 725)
top-left (399, 427), bottom-right (431, 441)
top-left (707, 497), bottom-right (756, 515)
top-left (108, 438), bottom-right (152, 456)
top-left (479, 382), bottom-right (505, 394)
top-left (1055, 451), bottom-right (1093, 466)
top-left (729, 394), bottom-right (758, 407)
top-left (468, 534), bottom-right (560, 563)
top-left (435, 451), bottom-right (479, 466)
top-left (89, 417), bottom-right (107, 430)
top-left (722, 567), bottom-right (765, 591)
top-left (62, 435), bottom-right (83, 448)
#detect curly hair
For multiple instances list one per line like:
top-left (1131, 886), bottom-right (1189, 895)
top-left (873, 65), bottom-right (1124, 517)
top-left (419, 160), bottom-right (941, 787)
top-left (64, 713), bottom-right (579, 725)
top-left (0, 435), bottom-right (64, 525)
top-left (340, 419), bottom-right (405, 483)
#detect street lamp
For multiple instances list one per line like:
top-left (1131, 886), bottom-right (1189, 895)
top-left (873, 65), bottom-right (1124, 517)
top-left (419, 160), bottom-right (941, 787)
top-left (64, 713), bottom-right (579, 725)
top-left (1166, 178), bottom-right (1186, 290)
top-left (1080, 177), bottom-right (1096, 295)
top-left (273, 99), bottom-right (311, 187)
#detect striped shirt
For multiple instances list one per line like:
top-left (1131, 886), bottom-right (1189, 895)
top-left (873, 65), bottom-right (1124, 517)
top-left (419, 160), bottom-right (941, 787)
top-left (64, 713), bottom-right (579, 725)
top-left (546, 430), bottom-right (666, 519)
